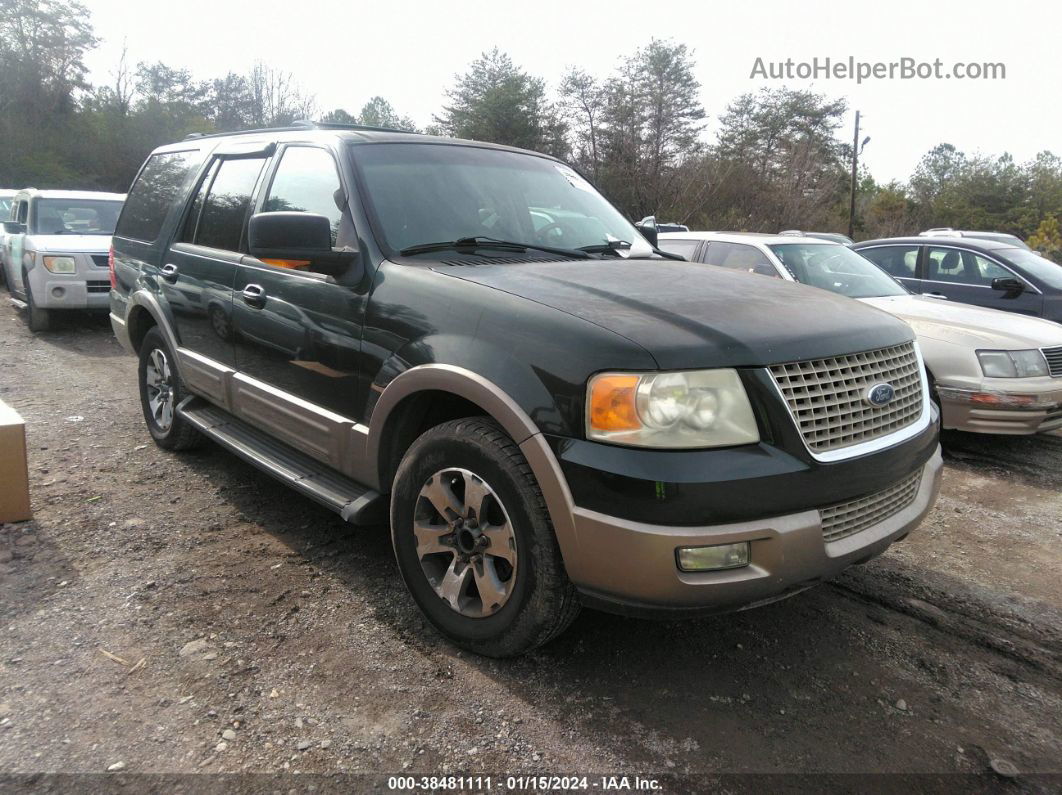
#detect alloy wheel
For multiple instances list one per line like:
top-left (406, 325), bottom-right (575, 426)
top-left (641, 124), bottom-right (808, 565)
top-left (145, 348), bottom-right (175, 431)
top-left (413, 467), bottom-right (518, 618)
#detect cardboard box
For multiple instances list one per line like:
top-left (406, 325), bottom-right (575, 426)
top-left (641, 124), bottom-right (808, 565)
top-left (0, 398), bottom-right (32, 523)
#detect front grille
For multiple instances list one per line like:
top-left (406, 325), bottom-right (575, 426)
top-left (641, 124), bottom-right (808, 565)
top-left (769, 342), bottom-right (924, 454)
top-left (86, 280), bottom-right (110, 293)
top-left (820, 471), bottom-right (922, 543)
top-left (91, 254), bottom-right (109, 268)
top-left (1044, 346), bottom-right (1062, 377)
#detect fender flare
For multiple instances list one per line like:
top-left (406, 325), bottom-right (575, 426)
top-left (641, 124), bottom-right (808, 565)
top-left (125, 290), bottom-right (184, 377)
top-left (367, 364), bottom-right (581, 572)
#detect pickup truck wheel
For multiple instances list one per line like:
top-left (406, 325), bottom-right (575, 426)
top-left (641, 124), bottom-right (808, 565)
top-left (24, 279), bottom-right (51, 332)
top-left (391, 417), bottom-right (580, 657)
top-left (138, 327), bottom-right (202, 451)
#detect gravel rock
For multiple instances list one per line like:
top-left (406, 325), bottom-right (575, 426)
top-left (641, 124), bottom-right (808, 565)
top-left (179, 639), bottom-right (209, 657)
top-left (106, 761), bottom-right (126, 772)
top-left (221, 729), bottom-right (236, 741)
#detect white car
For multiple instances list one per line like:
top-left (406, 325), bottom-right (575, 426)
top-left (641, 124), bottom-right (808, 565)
top-left (0, 189), bottom-right (16, 287)
top-left (659, 232), bottom-right (1062, 436)
top-left (2, 189), bottom-right (125, 331)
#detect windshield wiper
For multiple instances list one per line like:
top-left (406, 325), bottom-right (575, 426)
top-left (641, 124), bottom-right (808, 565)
top-left (399, 236), bottom-right (590, 259)
top-left (577, 240), bottom-right (632, 256)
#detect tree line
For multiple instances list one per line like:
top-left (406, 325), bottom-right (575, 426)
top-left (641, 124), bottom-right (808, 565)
top-left (2, 0), bottom-right (1060, 259)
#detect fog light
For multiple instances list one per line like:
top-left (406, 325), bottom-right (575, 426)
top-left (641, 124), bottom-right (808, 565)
top-left (51, 286), bottom-right (65, 299)
top-left (677, 542), bottom-right (750, 572)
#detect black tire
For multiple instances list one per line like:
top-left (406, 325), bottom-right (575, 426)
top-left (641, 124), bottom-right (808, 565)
top-left (24, 277), bottom-right (51, 332)
top-left (390, 417), bottom-right (580, 657)
top-left (138, 326), bottom-right (202, 451)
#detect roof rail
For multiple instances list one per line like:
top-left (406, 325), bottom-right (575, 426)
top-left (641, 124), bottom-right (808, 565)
top-left (182, 120), bottom-right (418, 142)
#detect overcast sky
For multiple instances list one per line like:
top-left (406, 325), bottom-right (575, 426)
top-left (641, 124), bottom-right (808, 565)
top-left (82, 0), bottom-right (1059, 182)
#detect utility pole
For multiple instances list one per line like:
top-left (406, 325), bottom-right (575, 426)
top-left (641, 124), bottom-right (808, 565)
top-left (848, 110), bottom-right (860, 240)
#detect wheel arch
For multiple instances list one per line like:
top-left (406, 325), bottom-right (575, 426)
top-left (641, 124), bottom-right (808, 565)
top-left (366, 365), bottom-right (580, 571)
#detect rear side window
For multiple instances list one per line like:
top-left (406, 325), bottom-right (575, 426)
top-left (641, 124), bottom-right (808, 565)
top-left (657, 239), bottom-right (702, 260)
top-left (116, 150), bottom-right (201, 243)
top-left (191, 157), bottom-right (267, 252)
top-left (860, 245), bottom-right (919, 278)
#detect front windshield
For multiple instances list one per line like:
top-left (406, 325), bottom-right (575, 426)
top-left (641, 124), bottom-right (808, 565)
top-left (351, 143), bottom-right (651, 257)
top-left (33, 198), bottom-right (123, 235)
top-left (0, 199), bottom-right (11, 219)
top-left (769, 243), bottom-right (908, 298)
top-left (1000, 248), bottom-right (1062, 289)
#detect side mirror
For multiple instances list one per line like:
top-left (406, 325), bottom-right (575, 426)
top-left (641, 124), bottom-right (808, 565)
top-left (991, 276), bottom-right (1025, 295)
top-left (635, 215), bottom-right (659, 247)
top-left (2, 221), bottom-right (26, 234)
top-left (247, 212), bottom-right (356, 276)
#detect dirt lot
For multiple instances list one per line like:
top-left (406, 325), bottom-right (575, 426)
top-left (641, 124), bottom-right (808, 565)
top-left (0, 305), bottom-right (1060, 788)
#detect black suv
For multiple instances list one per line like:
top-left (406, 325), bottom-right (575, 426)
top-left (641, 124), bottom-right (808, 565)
top-left (110, 124), bottom-right (942, 656)
top-left (854, 236), bottom-right (1062, 323)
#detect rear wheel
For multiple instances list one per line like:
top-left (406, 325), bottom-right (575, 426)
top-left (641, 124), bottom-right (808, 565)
top-left (390, 417), bottom-right (579, 657)
top-left (138, 326), bottom-right (202, 451)
top-left (24, 277), bottom-right (51, 332)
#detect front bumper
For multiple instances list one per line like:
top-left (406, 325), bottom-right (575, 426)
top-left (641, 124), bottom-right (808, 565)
top-left (26, 256), bottom-right (111, 310)
top-left (569, 448), bottom-right (943, 617)
top-left (937, 380), bottom-right (1062, 435)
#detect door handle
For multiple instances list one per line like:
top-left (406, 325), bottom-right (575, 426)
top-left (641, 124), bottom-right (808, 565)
top-left (160, 263), bottom-right (179, 283)
top-left (241, 283), bottom-right (266, 308)
top-left (924, 292), bottom-right (948, 300)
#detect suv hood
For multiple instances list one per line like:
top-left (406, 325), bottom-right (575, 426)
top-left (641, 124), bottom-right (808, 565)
top-left (25, 234), bottom-right (112, 254)
top-left (438, 259), bottom-right (913, 369)
top-left (861, 295), bottom-right (1062, 349)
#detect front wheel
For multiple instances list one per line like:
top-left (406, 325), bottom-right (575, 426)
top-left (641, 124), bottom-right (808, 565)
top-left (138, 327), bottom-right (202, 451)
top-left (24, 278), bottom-right (51, 332)
top-left (390, 417), bottom-right (580, 657)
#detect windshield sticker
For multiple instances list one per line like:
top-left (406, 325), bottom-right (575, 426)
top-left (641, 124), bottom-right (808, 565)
top-left (554, 165), bottom-right (594, 193)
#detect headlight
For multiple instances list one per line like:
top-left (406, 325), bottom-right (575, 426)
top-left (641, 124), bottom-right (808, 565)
top-left (976, 349), bottom-right (1049, 378)
top-left (586, 369), bottom-right (760, 448)
top-left (42, 256), bottom-right (76, 274)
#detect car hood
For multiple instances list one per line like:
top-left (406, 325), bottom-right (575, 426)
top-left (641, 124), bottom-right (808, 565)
top-left (860, 295), bottom-right (1062, 349)
top-left (437, 259), bottom-right (913, 369)
top-left (25, 234), bottom-right (112, 254)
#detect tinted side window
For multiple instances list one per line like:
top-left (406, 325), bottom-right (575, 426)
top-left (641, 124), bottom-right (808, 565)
top-left (927, 246), bottom-right (1010, 286)
top-left (180, 161), bottom-right (221, 243)
top-left (263, 147), bottom-right (343, 246)
top-left (17, 201), bottom-right (28, 224)
top-left (860, 245), bottom-right (919, 278)
top-left (657, 239), bottom-right (702, 260)
top-left (116, 150), bottom-right (202, 242)
top-left (194, 157), bottom-right (267, 252)
top-left (704, 242), bottom-right (779, 277)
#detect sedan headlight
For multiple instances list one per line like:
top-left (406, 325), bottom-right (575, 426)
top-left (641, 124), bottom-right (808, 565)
top-left (976, 349), bottom-right (1049, 378)
top-left (586, 369), bottom-right (760, 448)
top-left (42, 256), bottom-right (77, 274)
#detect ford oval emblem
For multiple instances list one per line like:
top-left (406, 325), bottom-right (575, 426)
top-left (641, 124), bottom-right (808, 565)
top-left (865, 383), bottom-right (896, 407)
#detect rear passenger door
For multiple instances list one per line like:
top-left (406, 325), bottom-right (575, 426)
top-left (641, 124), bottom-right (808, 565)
top-left (230, 143), bottom-right (366, 465)
top-left (857, 245), bottom-right (922, 293)
top-left (165, 150), bottom-right (270, 381)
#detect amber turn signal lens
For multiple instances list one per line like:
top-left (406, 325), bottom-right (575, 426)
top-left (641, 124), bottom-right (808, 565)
top-left (588, 374), bottom-right (642, 432)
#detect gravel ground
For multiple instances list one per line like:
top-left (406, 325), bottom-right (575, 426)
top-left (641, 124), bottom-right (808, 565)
top-left (0, 305), bottom-right (1060, 789)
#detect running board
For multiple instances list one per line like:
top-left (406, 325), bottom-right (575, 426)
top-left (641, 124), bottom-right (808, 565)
top-left (177, 397), bottom-right (387, 525)
top-left (9, 297), bottom-right (27, 310)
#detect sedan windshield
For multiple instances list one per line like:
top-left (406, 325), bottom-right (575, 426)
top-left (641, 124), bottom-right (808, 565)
top-left (350, 143), bottom-right (652, 258)
top-left (769, 243), bottom-right (907, 298)
top-left (33, 198), bottom-right (123, 235)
